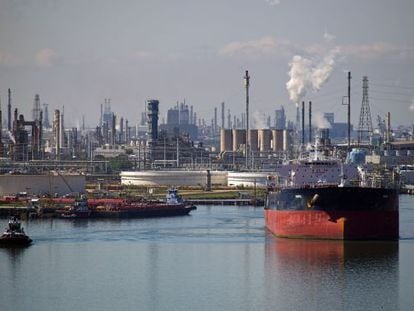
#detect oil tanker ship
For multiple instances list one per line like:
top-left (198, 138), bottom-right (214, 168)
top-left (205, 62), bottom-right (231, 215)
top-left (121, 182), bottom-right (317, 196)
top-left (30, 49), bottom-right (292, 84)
top-left (90, 188), bottom-right (196, 218)
top-left (265, 154), bottom-right (399, 240)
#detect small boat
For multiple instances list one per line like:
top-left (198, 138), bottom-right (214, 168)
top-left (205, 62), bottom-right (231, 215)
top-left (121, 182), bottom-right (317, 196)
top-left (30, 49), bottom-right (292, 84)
top-left (60, 197), bottom-right (91, 219)
top-left (0, 216), bottom-right (32, 246)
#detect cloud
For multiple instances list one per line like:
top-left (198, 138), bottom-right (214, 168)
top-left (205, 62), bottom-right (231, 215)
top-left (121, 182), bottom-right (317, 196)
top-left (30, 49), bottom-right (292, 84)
top-left (323, 31), bottom-right (336, 43)
top-left (35, 48), bottom-right (58, 67)
top-left (218, 36), bottom-right (293, 58)
top-left (339, 42), bottom-right (414, 60)
top-left (265, 0), bottom-right (281, 5)
top-left (128, 50), bottom-right (153, 61)
top-left (0, 51), bottom-right (21, 66)
top-left (410, 100), bottom-right (414, 112)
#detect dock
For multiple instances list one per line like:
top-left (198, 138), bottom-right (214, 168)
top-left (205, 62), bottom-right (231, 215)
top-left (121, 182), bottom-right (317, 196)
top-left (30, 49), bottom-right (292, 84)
top-left (186, 198), bottom-right (264, 206)
top-left (0, 205), bottom-right (38, 219)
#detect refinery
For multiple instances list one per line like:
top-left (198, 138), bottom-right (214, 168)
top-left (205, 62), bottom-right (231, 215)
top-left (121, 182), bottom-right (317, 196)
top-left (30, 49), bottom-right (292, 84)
top-left (0, 71), bottom-right (413, 201)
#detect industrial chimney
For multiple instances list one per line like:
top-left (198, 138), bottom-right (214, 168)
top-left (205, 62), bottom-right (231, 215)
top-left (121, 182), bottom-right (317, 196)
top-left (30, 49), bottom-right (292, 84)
top-left (309, 101), bottom-right (312, 144)
top-left (301, 101), bottom-right (305, 146)
top-left (147, 99), bottom-right (159, 143)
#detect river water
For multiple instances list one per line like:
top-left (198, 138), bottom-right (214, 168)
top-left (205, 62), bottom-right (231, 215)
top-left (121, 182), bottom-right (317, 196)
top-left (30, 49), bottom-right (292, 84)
top-left (1, 195), bottom-right (413, 311)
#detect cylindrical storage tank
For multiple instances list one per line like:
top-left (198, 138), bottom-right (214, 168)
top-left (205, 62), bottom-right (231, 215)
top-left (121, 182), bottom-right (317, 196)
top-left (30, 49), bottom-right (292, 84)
top-left (248, 129), bottom-right (259, 152)
top-left (272, 129), bottom-right (284, 151)
top-left (120, 170), bottom-right (228, 187)
top-left (258, 129), bottom-right (271, 152)
top-left (283, 129), bottom-right (293, 151)
top-left (227, 171), bottom-right (272, 187)
top-left (232, 129), bottom-right (246, 152)
top-left (220, 129), bottom-right (233, 152)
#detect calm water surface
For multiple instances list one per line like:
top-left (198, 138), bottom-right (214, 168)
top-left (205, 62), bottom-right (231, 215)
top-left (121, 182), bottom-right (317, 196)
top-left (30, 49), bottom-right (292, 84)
top-left (1, 195), bottom-right (414, 311)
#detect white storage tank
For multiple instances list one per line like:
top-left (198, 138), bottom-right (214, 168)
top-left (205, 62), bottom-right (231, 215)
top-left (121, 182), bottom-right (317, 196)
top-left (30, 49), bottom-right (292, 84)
top-left (248, 129), bottom-right (259, 152)
top-left (120, 170), bottom-right (228, 187)
top-left (220, 129), bottom-right (233, 152)
top-left (258, 129), bottom-right (272, 152)
top-left (227, 171), bottom-right (271, 187)
top-left (272, 129), bottom-right (284, 152)
top-left (232, 129), bottom-right (246, 152)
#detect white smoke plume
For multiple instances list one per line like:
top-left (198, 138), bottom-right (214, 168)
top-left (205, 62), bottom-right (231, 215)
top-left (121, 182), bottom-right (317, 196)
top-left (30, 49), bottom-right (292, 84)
top-left (286, 48), bottom-right (338, 103)
top-left (313, 112), bottom-right (331, 129)
top-left (252, 110), bottom-right (267, 129)
top-left (410, 99), bottom-right (414, 112)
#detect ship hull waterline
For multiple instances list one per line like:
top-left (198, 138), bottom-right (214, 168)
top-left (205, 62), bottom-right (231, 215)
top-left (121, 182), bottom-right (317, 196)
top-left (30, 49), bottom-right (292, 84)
top-left (265, 209), bottom-right (399, 240)
top-left (265, 187), bottom-right (399, 240)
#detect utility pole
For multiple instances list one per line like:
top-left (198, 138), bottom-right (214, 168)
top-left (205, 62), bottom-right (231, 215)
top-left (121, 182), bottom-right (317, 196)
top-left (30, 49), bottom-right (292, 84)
top-left (244, 70), bottom-right (250, 169)
top-left (347, 71), bottom-right (351, 153)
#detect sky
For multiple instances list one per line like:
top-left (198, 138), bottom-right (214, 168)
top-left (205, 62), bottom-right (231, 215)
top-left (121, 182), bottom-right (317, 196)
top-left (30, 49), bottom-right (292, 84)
top-left (1, 0), bottom-right (414, 128)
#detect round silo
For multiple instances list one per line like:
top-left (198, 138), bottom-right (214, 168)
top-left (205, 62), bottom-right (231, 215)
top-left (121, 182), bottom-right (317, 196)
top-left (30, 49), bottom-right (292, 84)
top-left (232, 129), bottom-right (246, 152)
top-left (220, 129), bottom-right (233, 152)
top-left (258, 129), bottom-right (271, 152)
top-left (248, 129), bottom-right (259, 152)
top-left (272, 129), bottom-right (284, 151)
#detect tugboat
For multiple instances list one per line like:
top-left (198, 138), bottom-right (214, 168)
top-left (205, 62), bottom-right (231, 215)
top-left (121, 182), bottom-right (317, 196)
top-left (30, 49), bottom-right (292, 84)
top-left (0, 216), bottom-right (32, 246)
top-left (60, 197), bottom-right (91, 219)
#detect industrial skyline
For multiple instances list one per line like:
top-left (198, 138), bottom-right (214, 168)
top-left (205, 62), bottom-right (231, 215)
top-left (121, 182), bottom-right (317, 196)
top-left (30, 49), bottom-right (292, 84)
top-left (1, 0), bottom-right (414, 127)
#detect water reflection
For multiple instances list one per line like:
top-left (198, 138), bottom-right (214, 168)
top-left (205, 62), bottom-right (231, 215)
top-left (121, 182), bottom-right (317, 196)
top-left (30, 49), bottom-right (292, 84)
top-left (264, 235), bottom-right (399, 311)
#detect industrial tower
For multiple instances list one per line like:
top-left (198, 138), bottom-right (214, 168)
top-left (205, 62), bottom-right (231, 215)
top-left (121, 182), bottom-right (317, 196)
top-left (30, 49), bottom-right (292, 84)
top-left (32, 94), bottom-right (41, 121)
top-left (43, 103), bottom-right (51, 128)
top-left (357, 76), bottom-right (373, 144)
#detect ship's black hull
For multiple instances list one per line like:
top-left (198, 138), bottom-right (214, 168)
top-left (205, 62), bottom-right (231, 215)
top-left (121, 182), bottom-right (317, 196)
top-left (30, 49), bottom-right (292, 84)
top-left (265, 186), bottom-right (399, 240)
top-left (266, 186), bottom-right (398, 212)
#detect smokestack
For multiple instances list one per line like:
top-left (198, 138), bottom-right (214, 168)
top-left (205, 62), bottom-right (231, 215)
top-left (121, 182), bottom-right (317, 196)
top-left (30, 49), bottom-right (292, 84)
top-left (214, 107), bottom-right (217, 134)
top-left (54, 109), bottom-right (60, 158)
top-left (386, 112), bottom-right (391, 144)
top-left (112, 114), bottom-right (116, 145)
top-left (8, 88), bottom-right (11, 131)
top-left (33, 94), bottom-right (41, 121)
top-left (120, 117), bottom-right (124, 144)
top-left (125, 119), bottom-right (129, 144)
top-left (309, 101), bottom-right (312, 143)
top-left (100, 103), bottom-right (103, 128)
top-left (244, 70), bottom-right (250, 169)
top-left (221, 102), bottom-right (225, 129)
top-left (302, 101), bottom-right (305, 146)
top-left (59, 110), bottom-right (64, 150)
top-left (39, 110), bottom-right (43, 159)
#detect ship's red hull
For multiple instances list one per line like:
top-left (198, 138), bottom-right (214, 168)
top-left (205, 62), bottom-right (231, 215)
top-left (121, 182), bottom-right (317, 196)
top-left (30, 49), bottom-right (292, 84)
top-left (265, 209), bottom-right (399, 240)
